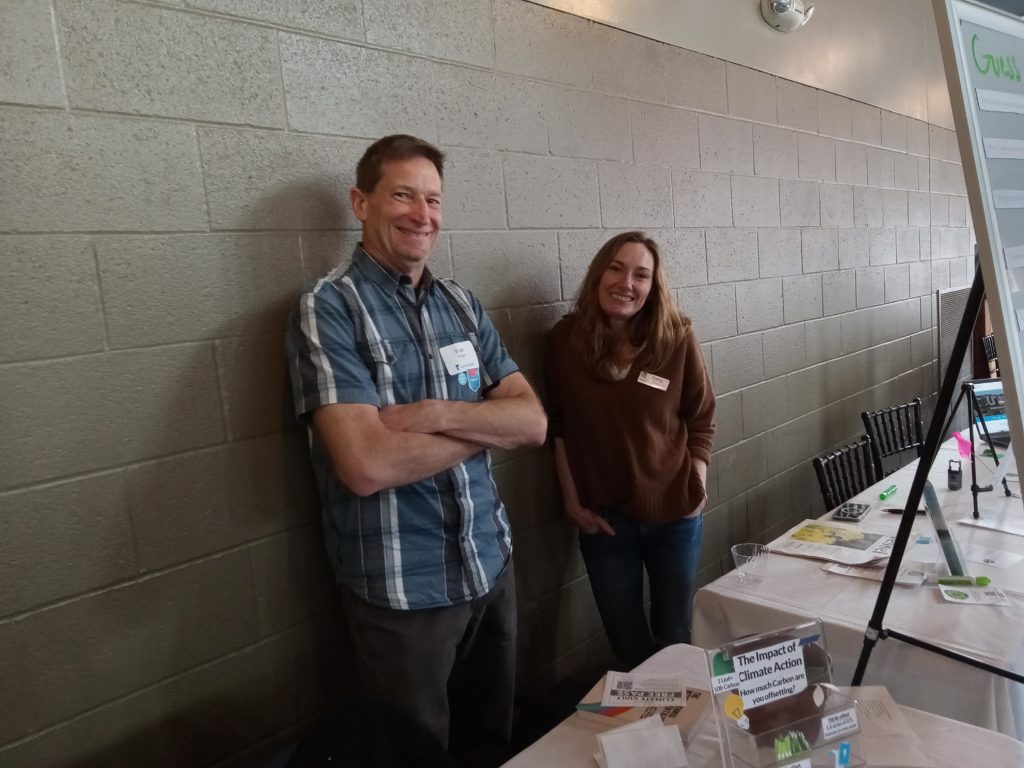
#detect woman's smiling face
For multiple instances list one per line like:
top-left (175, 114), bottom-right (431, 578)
top-left (597, 242), bottom-right (654, 324)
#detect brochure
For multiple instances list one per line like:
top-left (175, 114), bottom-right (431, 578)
top-left (769, 520), bottom-right (895, 566)
top-left (576, 675), bottom-right (710, 744)
top-left (937, 584), bottom-right (1011, 605)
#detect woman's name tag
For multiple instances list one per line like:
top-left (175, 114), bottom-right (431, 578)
top-left (638, 371), bottom-right (669, 391)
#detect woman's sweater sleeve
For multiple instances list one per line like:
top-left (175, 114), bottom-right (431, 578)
top-left (679, 328), bottom-right (716, 464)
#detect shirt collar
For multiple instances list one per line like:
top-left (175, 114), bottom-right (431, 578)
top-left (351, 245), bottom-right (433, 299)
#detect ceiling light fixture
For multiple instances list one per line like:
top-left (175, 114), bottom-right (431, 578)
top-left (761, 0), bottom-right (815, 33)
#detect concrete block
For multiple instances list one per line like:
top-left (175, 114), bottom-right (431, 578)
top-left (0, 237), bottom-right (105, 363)
top-left (365, 0), bottom-right (492, 66)
top-left (753, 124), bottom-right (798, 179)
top-left (664, 47), bottom-right (728, 114)
top-left (504, 154), bottom-right (600, 228)
top-left (443, 148), bottom-right (508, 230)
top-left (856, 266), bottom-right (886, 308)
top-left (896, 227), bottom-right (921, 262)
top-left (0, 550), bottom-right (258, 745)
top-left (838, 228), bottom-right (870, 269)
top-left (557, 229), bottom-right (614, 300)
top-left (727, 64), bottom-right (776, 123)
top-left (436, 66), bottom-right (548, 154)
top-left (763, 323), bottom-right (806, 378)
top-left (507, 303), bottom-right (567, 387)
top-left (126, 434), bottom-right (316, 570)
top-left (907, 119), bottom-right (930, 156)
top-left (59, 0), bottom-right (283, 125)
top-left (632, 103), bottom-right (700, 169)
top-left (215, 333), bottom-right (292, 441)
top-left (835, 141), bottom-right (868, 185)
top-left (911, 329), bottom-right (934, 368)
top-left (787, 364), bottom-right (828, 417)
top-left (672, 170), bottom-right (733, 227)
top-left (817, 91), bottom-right (853, 139)
top-left (929, 124), bottom-right (949, 160)
top-left (805, 315), bottom-right (843, 366)
top-left (451, 231), bottom-right (560, 308)
top-left (894, 153), bottom-right (920, 191)
top-left (948, 195), bottom-right (968, 227)
top-left (280, 34), bottom-right (435, 139)
top-left (882, 189), bottom-right (909, 227)
top-left (866, 147), bottom-right (896, 188)
top-left (301, 231), bottom-right (371, 282)
top-left (651, 228), bottom-right (707, 288)
top-left (590, 23), bottom-right (666, 102)
top-left (780, 179), bottom-right (820, 227)
top-left (188, 0), bottom-right (359, 36)
top-left (731, 176), bottom-right (780, 227)
top-left (930, 193), bottom-right (949, 226)
top-left (884, 264), bottom-right (911, 303)
top-left (0, 473), bottom-right (136, 618)
top-left (820, 183), bottom-right (854, 228)
top-left (823, 270), bottom-right (857, 316)
top-left (198, 127), bottom-right (364, 231)
top-left (758, 228), bottom-right (802, 277)
top-left (938, 227), bottom-right (959, 259)
top-left (598, 162), bottom-right (673, 228)
top-left (853, 186), bottom-right (884, 227)
top-left (0, 345), bottom-right (224, 489)
top-left (801, 228), bottom-right (838, 273)
top-left (880, 110), bottom-right (908, 151)
top-left (97, 234), bottom-right (304, 347)
top-left (783, 274), bottom-right (823, 323)
top-left (712, 334), bottom-right (764, 392)
top-left (678, 284), bottom-right (737, 341)
top-left (950, 255), bottom-right (970, 287)
top-left (776, 79), bottom-right (818, 132)
top-left (545, 85), bottom-right (632, 162)
top-left (910, 261), bottom-right (931, 297)
top-left (798, 134), bottom-right (836, 182)
top-left (868, 227), bottom-right (897, 265)
top-left (714, 391), bottom-right (744, 449)
top-left (908, 191), bottom-right (931, 227)
top-left (715, 437), bottom-right (767, 499)
top-left (736, 278), bottom-right (783, 333)
top-left (493, 0), bottom-right (591, 87)
top-left (707, 228), bottom-right (759, 283)
top-left (918, 155), bottom-right (931, 190)
top-left (1, 111), bottom-right (206, 232)
top-left (851, 102), bottom-right (882, 145)
top-left (742, 376), bottom-right (790, 437)
top-left (920, 228), bottom-right (933, 260)
top-left (747, 471), bottom-right (794, 537)
top-left (1, 0), bottom-right (64, 106)
top-left (931, 254), bottom-right (950, 291)
top-left (897, 298), bottom-right (923, 336)
top-left (698, 114), bottom-right (753, 175)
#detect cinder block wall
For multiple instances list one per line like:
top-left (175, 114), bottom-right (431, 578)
top-left (0, 0), bottom-right (971, 765)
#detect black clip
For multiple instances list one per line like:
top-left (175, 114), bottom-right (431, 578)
top-left (948, 459), bottom-right (962, 491)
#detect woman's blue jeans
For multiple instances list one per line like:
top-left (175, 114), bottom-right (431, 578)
top-left (578, 508), bottom-right (703, 670)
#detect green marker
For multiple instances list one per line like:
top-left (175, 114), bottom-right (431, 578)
top-left (938, 575), bottom-right (991, 586)
top-left (879, 484), bottom-right (897, 500)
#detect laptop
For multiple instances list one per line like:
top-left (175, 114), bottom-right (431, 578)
top-left (969, 378), bottom-right (1010, 447)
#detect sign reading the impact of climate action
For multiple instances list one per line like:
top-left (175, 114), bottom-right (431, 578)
top-left (731, 638), bottom-right (808, 710)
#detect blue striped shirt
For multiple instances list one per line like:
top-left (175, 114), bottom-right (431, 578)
top-left (286, 247), bottom-right (518, 610)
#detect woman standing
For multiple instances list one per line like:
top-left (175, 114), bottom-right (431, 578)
top-left (544, 231), bottom-right (716, 669)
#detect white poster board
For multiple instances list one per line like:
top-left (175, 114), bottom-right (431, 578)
top-left (934, 0), bottom-right (1024, 486)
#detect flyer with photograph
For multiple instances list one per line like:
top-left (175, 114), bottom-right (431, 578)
top-left (770, 520), bottom-right (896, 566)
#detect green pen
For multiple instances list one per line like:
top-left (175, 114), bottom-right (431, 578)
top-left (937, 575), bottom-right (991, 586)
top-left (879, 484), bottom-right (897, 500)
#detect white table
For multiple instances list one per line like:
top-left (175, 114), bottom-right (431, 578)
top-left (693, 440), bottom-right (1024, 738)
top-left (502, 643), bottom-right (1024, 767)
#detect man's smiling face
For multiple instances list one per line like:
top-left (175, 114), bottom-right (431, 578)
top-left (351, 156), bottom-right (442, 283)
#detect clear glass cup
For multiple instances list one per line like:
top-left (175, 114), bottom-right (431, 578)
top-left (731, 542), bottom-right (768, 584)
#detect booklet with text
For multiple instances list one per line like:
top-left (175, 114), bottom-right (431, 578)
top-left (769, 520), bottom-right (896, 566)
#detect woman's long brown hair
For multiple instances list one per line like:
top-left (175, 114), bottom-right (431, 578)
top-left (570, 231), bottom-right (689, 379)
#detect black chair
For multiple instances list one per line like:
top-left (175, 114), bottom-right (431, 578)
top-left (812, 435), bottom-right (879, 512)
top-left (982, 333), bottom-right (1000, 377)
top-left (860, 397), bottom-right (925, 477)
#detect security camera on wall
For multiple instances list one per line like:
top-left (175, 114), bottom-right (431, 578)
top-left (761, 0), bottom-right (815, 32)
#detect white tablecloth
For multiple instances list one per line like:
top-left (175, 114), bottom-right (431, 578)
top-left (693, 440), bottom-right (1024, 738)
top-left (501, 643), bottom-right (1024, 767)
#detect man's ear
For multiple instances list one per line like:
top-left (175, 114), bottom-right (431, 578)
top-left (350, 186), bottom-right (367, 223)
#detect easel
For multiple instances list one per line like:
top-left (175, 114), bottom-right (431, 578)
top-left (851, 266), bottom-right (1024, 687)
top-left (938, 379), bottom-right (1012, 520)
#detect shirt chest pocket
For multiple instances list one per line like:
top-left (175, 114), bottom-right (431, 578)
top-left (356, 339), bottom-right (398, 404)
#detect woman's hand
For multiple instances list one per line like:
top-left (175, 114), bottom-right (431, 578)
top-left (565, 504), bottom-right (616, 536)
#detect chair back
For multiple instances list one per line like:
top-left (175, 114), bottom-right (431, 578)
top-left (982, 333), bottom-right (1000, 377)
top-left (860, 397), bottom-right (924, 477)
top-left (812, 435), bottom-right (879, 511)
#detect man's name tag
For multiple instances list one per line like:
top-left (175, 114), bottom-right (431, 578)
top-left (439, 340), bottom-right (479, 375)
top-left (638, 371), bottom-right (669, 391)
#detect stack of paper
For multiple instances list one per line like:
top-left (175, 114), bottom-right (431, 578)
top-left (769, 520), bottom-right (896, 566)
